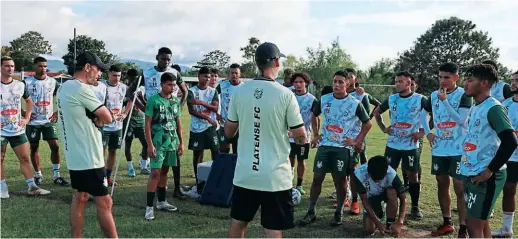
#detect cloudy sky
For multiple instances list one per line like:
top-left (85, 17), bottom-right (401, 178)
top-left (1, 0), bottom-right (517, 70)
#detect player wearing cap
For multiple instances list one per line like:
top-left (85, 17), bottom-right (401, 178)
top-left (57, 52), bottom-right (117, 238)
top-left (288, 72), bottom-right (316, 196)
top-left (492, 71), bottom-right (518, 238)
top-left (124, 69), bottom-right (150, 176)
top-left (420, 63), bottom-right (471, 237)
top-left (102, 65), bottom-right (131, 186)
top-left (355, 155), bottom-right (407, 237)
top-left (460, 64), bottom-right (518, 238)
top-left (24, 56), bottom-right (69, 187)
top-left (0, 57), bottom-right (51, 198)
top-left (299, 70), bottom-right (372, 226)
top-left (187, 67), bottom-right (219, 191)
top-left (217, 63), bottom-right (243, 154)
top-left (373, 71), bottom-right (427, 220)
top-left (226, 42), bottom-right (306, 238)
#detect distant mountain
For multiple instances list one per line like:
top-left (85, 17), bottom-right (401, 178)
top-left (45, 59), bottom-right (191, 73)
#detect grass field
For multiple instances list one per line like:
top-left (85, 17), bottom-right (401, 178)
top-left (1, 109), bottom-right (516, 238)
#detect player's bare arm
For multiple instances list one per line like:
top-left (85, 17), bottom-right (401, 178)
top-left (92, 105), bottom-right (113, 125)
top-left (175, 116), bottom-right (184, 156)
top-left (224, 120), bottom-right (238, 139)
top-left (144, 116), bottom-right (156, 158)
top-left (22, 96), bottom-right (33, 126)
top-left (179, 82), bottom-right (188, 106)
top-left (310, 113), bottom-right (319, 148)
top-left (290, 125), bottom-right (307, 145)
top-left (397, 191), bottom-right (407, 225)
top-left (373, 107), bottom-right (390, 134)
top-left (187, 101), bottom-right (215, 125)
top-left (122, 100), bottom-right (134, 120)
top-left (197, 98), bottom-right (218, 113)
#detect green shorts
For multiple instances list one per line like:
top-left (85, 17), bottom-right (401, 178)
top-left (102, 130), bottom-right (123, 149)
top-left (384, 147), bottom-right (419, 173)
top-left (362, 192), bottom-right (388, 220)
top-left (1, 134), bottom-right (28, 148)
top-left (313, 146), bottom-right (354, 176)
top-left (26, 123), bottom-right (59, 142)
top-left (217, 127), bottom-right (238, 146)
top-left (463, 169), bottom-right (506, 220)
top-left (188, 127), bottom-right (219, 151)
top-left (431, 156), bottom-right (462, 179)
top-left (150, 150), bottom-right (177, 169)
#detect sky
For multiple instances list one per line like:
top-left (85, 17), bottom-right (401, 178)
top-left (1, 0), bottom-right (517, 70)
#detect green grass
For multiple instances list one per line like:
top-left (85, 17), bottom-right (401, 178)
top-left (1, 109), bottom-right (516, 238)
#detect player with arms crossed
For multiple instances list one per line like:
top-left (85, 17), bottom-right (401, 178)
top-left (187, 67), bottom-right (219, 190)
top-left (482, 60), bottom-right (513, 103)
top-left (420, 63), bottom-right (471, 237)
top-left (460, 64), bottom-right (518, 238)
top-left (24, 57), bottom-right (69, 186)
top-left (123, 69), bottom-right (150, 175)
top-left (103, 65), bottom-right (131, 186)
top-left (217, 64), bottom-right (242, 154)
top-left (299, 70), bottom-right (372, 226)
top-left (355, 155), bottom-right (407, 237)
top-left (57, 52), bottom-right (117, 237)
top-left (373, 71), bottom-right (427, 220)
top-left (225, 42), bottom-right (306, 238)
top-left (492, 71), bottom-right (518, 238)
top-left (144, 72), bottom-right (184, 220)
top-left (288, 72), bottom-right (317, 195)
top-left (0, 57), bottom-right (51, 198)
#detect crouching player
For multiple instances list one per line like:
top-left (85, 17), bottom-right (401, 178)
top-left (355, 155), bottom-right (407, 237)
top-left (144, 72), bottom-right (184, 220)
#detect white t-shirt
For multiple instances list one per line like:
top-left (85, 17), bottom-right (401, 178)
top-left (228, 78), bottom-right (304, 192)
top-left (57, 79), bottom-right (105, 171)
top-left (24, 76), bottom-right (57, 126)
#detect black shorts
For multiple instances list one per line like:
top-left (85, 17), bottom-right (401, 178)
top-left (69, 167), bottom-right (109, 196)
top-left (289, 143), bottom-right (310, 160)
top-left (230, 186), bottom-right (294, 230)
top-left (506, 162), bottom-right (518, 183)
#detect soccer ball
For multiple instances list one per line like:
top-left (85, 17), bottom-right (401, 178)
top-left (291, 188), bottom-right (302, 205)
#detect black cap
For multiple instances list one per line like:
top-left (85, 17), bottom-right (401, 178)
top-left (255, 42), bottom-right (286, 67)
top-left (75, 52), bottom-right (108, 71)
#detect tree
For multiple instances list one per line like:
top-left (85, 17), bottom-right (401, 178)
top-left (395, 17), bottom-right (508, 94)
top-left (9, 31), bottom-right (52, 71)
top-left (116, 62), bottom-right (142, 83)
top-left (239, 37), bottom-right (261, 77)
top-left (1, 45), bottom-right (12, 57)
top-left (196, 50), bottom-right (230, 71)
top-left (298, 38), bottom-right (356, 90)
top-left (62, 35), bottom-right (118, 75)
top-left (363, 58), bottom-right (396, 85)
top-left (283, 54), bottom-right (300, 69)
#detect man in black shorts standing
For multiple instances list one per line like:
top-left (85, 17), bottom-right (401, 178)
top-left (57, 52), bottom-right (117, 237)
top-left (226, 42), bottom-right (306, 238)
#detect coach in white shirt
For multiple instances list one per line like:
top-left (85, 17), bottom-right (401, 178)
top-left (225, 42), bottom-right (307, 238)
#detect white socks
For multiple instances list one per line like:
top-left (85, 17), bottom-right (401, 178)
top-left (140, 159), bottom-right (148, 169)
top-left (35, 171), bottom-right (42, 178)
top-left (52, 164), bottom-right (60, 179)
top-left (503, 212), bottom-right (515, 230)
top-left (127, 161), bottom-right (134, 170)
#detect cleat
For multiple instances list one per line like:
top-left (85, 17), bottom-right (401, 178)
top-left (350, 202), bottom-right (361, 215)
top-left (144, 206), bottom-right (155, 220)
top-left (53, 177), bottom-right (70, 186)
top-left (27, 186), bottom-right (51, 196)
top-left (431, 224), bottom-right (455, 236)
top-left (128, 168), bottom-right (136, 177)
top-left (156, 201), bottom-right (177, 212)
top-left (298, 212), bottom-right (317, 226)
top-left (411, 207), bottom-right (423, 220)
top-left (330, 212), bottom-right (343, 226)
top-left (492, 227), bottom-right (513, 238)
top-left (34, 176), bottom-right (43, 186)
top-left (173, 189), bottom-right (187, 200)
top-left (140, 168), bottom-right (151, 175)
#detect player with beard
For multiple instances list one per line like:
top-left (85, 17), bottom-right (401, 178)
top-left (373, 71), bottom-right (427, 220)
top-left (492, 71), bottom-right (518, 238)
top-left (460, 64), bottom-right (517, 238)
top-left (481, 60), bottom-right (513, 103)
top-left (288, 72), bottom-right (317, 195)
top-left (420, 63), bottom-right (471, 237)
top-left (216, 64), bottom-right (243, 154)
top-left (126, 47), bottom-right (187, 198)
top-left (123, 69), bottom-right (150, 175)
top-left (299, 70), bottom-right (372, 226)
top-left (24, 57), bottom-right (69, 186)
top-left (0, 57), bottom-right (51, 198)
